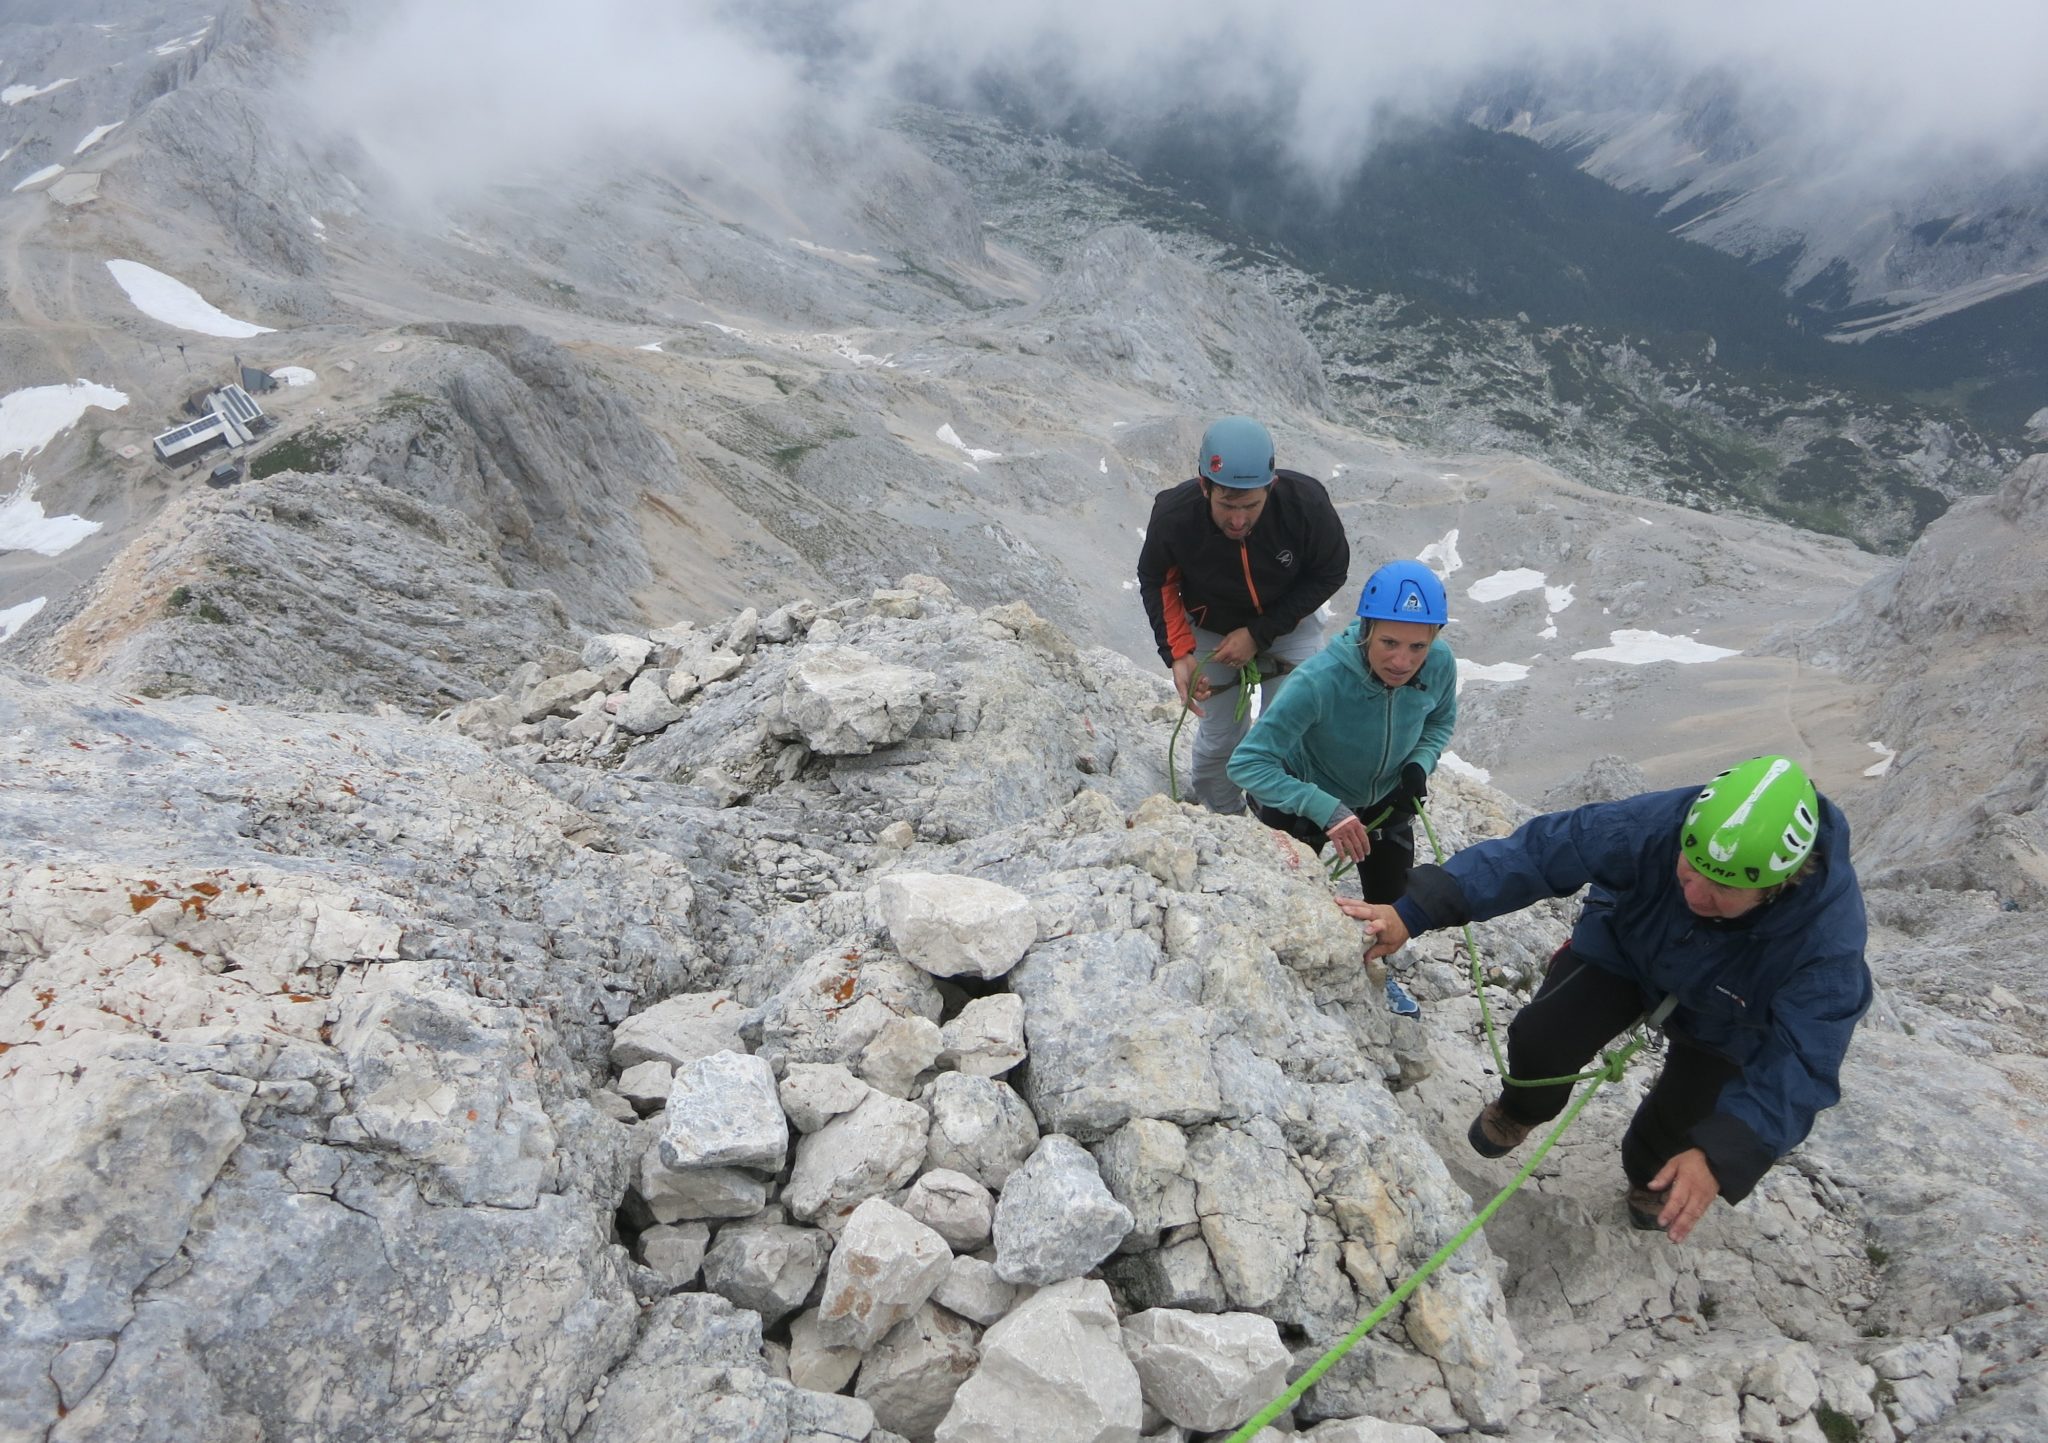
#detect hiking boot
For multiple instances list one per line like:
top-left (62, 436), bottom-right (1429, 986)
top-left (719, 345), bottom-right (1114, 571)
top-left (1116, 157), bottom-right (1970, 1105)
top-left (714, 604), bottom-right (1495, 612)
top-left (1626, 1185), bottom-right (1667, 1232)
top-left (1384, 976), bottom-right (1421, 1017)
top-left (1466, 1100), bottom-right (1533, 1159)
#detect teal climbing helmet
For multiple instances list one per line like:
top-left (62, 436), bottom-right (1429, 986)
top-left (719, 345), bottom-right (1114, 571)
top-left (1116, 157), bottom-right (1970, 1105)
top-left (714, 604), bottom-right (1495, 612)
top-left (1356, 560), bottom-right (1448, 625)
top-left (1197, 416), bottom-right (1276, 489)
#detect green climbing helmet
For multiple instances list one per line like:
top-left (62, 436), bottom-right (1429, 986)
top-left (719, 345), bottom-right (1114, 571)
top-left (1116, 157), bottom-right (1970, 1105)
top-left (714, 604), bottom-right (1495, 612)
top-left (1197, 416), bottom-right (1276, 489)
top-left (1681, 755), bottom-right (1820, 887)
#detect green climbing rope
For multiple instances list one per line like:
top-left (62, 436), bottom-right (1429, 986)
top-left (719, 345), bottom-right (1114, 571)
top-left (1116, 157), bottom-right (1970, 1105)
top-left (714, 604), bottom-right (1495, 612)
top-left (1221, 1035), bottom-right (1649, 1442)
top-left (1166, 654), bottom-right (1262, 804)
top-left (1222, 795), bottom-right (1670, 1440)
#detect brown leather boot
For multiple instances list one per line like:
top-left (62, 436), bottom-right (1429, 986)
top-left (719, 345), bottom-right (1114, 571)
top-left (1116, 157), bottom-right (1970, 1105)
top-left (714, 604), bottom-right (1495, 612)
top-left (1627, 1185), bottom-right (1667, 1231)
top-left (1466, 1100), bottom-right (1533, 1159)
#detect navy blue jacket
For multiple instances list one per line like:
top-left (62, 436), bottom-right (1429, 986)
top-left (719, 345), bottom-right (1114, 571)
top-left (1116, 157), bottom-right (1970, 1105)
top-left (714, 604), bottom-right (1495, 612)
top-left (1399, 787), bottom-right (1871, 1174)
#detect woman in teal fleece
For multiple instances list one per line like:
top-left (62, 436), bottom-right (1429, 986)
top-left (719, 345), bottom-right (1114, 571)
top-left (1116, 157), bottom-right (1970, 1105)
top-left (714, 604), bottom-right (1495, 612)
top-left (1227, 560), bottom-right (1457, 909)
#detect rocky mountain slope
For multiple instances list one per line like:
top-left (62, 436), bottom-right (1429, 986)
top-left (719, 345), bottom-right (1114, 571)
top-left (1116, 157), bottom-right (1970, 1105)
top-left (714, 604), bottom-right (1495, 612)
top-left (5, 566), bottom-right (2045, 1442)
top-left (899, 108), bottom-right (2016, 555)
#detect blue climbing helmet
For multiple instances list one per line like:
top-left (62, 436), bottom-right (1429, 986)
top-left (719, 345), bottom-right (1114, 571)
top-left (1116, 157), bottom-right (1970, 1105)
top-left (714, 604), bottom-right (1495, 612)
top-left (1356, 560), bottom-right (1448, 625)
top-left (1196, 416), bottom-right (1276, 489)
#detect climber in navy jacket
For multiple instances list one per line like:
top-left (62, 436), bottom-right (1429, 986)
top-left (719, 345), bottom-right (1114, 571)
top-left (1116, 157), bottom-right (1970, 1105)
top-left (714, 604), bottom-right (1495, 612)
top-left (1347, 756), bottom-right (1871, 1242)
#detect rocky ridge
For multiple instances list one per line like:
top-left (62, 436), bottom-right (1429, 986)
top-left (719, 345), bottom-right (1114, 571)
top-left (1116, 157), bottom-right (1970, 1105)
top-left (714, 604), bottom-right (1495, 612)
top-left (5, 568), bottom-right (2046, 1442)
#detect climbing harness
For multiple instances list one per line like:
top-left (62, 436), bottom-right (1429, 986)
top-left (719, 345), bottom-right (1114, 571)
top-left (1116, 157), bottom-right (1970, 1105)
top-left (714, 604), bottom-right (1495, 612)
top-left (1222, 798), bottom-right (1679, 1442)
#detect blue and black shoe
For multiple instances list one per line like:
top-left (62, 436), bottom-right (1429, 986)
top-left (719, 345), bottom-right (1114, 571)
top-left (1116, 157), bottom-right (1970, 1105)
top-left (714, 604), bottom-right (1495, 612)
top-left (1384, 976), bottom-right (1421, 1017)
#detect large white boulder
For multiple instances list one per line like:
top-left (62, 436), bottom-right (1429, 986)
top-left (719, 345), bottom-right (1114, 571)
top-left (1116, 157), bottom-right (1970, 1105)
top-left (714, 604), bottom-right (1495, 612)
top-left (934, 1279), bottom-right (1142, 1443)
top-left (878, 872), bottom-right (1037, 980)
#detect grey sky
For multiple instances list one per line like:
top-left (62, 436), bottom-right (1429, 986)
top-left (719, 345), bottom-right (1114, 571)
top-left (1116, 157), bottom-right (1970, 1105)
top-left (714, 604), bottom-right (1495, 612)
top-left (301, 0), bottom-right (2048, 201)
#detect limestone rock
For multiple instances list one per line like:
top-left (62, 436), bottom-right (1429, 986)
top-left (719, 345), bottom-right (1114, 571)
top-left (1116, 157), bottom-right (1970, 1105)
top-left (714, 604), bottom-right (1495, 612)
top-left (701, 1216), bottom-right (834, 1326)
top-left (925, 1073), bottom-right (1040, 1191)
top-left (522, 667), bottom-right (605, 722)
top-left (579, 1295), bottom-right (875, 1443)
top-left (931, 1254), bottom-right (1021, 1327)
top-left (1119, 1308), bottom-right (1291, 1432)
top-left (617, 1059), bottom-right (673, 1115)
top-left (582, 632), bottom-right (654, 690)
top-left (789, 1307), bottom-right (864, 1395)
top-left (779, 1062), bottom-right (873, 1134)
top-left (659, 1050), bottom-right (789, 1172)
top-left (858, 1014), bottom-right (944, 1098)
top-left (612, 990), bottom-right (750, 1070)
top-left (639, 1142), bottom-right (770, 1222)
top-left (758, 949), bottom-right (944, 1072)
top-left (1007, 933), bottom-right (1224, 1138)
top-left (903, 1169), bottom-right (996, 1252)
top-left (1095, 1118), bottom-right (1199, 1249)
top-left (856, 1302), bottom-right (982, 1443)
top-left (777, 646), bottom-right (935, 754)
top-left (993, 1134), bottom-right (1135, 1286)
top-left (616, 669), bottom-right (687, 734)
top-left (937, 993), bottom-right (1028, 1076)
top-left (1106, 1238), bottom-right (1229, 1314)
top-left (878, 872), bottom-right (1038, 979)
top-left (639, 1221), bottom-right (711, 1288)
top-left (815, 1198), bottom-right (953, 1350)
top-left (1187, 1122), bottom-right (1313, 1316)
top-left (934, 1279), bottom-right (1143, 1443)
top-left (785, 1091), bottom-right (931, 1226)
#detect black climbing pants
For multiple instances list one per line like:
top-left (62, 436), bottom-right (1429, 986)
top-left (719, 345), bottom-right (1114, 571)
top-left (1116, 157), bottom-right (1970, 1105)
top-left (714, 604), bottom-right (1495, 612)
top-left (1254, 800), bottom-right (1416, 904)
top-left (1499, 945), bottom-right (1763, 1201)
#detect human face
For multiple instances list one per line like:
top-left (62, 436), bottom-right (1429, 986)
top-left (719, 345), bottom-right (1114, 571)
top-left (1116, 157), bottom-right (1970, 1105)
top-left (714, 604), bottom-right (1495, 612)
top-left (1203, 481), bottom-right (1269, 540)
top-left (1364, 620), bottom-right (1436, 687)
top-left (1674, 853), bottom-right (1770, 919)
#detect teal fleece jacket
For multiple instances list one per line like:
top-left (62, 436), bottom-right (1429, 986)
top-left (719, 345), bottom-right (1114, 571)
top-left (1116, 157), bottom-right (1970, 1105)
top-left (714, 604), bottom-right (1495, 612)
top-left (1227, 620), bottom-right (1457, 828)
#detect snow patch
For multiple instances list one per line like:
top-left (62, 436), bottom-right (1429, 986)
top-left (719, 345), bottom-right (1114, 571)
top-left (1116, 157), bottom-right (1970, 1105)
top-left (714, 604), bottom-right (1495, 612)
top-left (1468, 568), bottom-right (1546, 603)
top-left (0, 597), bottom-right (47, 644)
top-left (1, 480), bottom-right (101, 557)
top-left (3, 79), bottom-right (77, 106)
top-left (703, 322), bottom-right (747, 338)
top-left (937, 424), bottom-right (1000, 464)
top-left (1456, 660), bottom-right (1532, 691)
top-left (1098, 458), bottom-right (1107, 474)
top-left (1440, 750), bottom-right (1490, 784)
top-left (1573, 630), bottom-right (1740, 665)
top-left (1863, 741), bottom-right (1896, 778)
top-left (637, 342), bottom-right (664, 352)
top-left (106, 260), bottom-right (274, 338)
top-left (1539, 624), bottom-right (1558, 640)
top-left (1415, 528), bottom-right (1462, 576)
top-left (154, 27), bottom-right (211, 56)
top-left (11, 165), bottom-right (63, 193)
top-left (2, 381), bottom-right (129, 461)
top-left (73, 122), bottom-right (122, 156)
top-left (824, 334), bottom-right (890, 367)
top-left (791, 237), bottom-right (880, 264)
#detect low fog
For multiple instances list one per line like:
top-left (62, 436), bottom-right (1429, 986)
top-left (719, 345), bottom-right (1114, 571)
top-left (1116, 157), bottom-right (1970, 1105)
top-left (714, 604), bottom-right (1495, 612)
top-left (298, 0), bottom-right (2048, 208)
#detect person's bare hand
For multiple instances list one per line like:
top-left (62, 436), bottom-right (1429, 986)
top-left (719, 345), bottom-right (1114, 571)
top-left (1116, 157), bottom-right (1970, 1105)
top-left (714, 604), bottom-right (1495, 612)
top-left (1211, 627), bottom-right (1258, 668)
top-left (1171, 655), bottom-right (1205, 716)
top-left (1648, 1149), bottom-right (1721, 1242)
top-left (1326, 815), bottom-right (1371, 861)
top-left (1359, 904), bottom-right (1409, 962)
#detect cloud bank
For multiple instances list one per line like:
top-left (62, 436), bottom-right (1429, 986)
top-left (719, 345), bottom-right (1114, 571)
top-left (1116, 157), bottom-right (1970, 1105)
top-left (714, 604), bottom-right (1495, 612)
top-left (298, 0), bottom-right (2048, 203)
